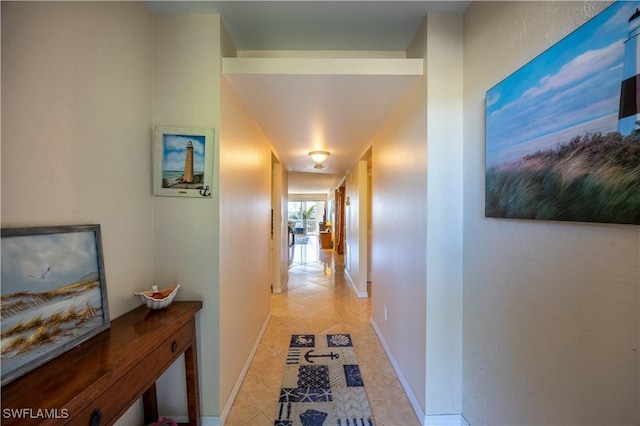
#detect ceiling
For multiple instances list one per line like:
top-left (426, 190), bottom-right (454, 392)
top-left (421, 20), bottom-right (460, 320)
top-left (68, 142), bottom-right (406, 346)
top-left (146, 1), bottom-right (470, 194)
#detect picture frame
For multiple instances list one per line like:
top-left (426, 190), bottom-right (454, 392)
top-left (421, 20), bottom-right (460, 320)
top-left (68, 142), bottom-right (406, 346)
top-left (485, 1), bottom-right (640, 225)
top-left (1, 224), bottom-right (110, 386)
top-left (153, 126), bottom-right (215, 198)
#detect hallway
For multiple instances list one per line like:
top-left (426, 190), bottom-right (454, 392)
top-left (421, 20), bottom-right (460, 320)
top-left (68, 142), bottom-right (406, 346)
top-left (225, 237), bottom-right (421, 425)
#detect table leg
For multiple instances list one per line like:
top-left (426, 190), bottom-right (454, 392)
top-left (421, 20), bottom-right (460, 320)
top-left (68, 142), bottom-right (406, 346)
top-left (184, 321), bottom-right (201, 426)
top-left (143, 382), bottom-right (159, 425)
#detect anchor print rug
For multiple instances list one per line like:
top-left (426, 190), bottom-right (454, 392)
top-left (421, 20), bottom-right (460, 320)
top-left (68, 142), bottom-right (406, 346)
top-left (274, 334), bottom-right (374, 426)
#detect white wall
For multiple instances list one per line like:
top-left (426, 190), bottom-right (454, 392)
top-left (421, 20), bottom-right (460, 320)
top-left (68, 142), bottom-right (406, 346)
top-left (463, 2), bottom-right (640, 425)
top-left (219, 75), bottom-right (272, 418)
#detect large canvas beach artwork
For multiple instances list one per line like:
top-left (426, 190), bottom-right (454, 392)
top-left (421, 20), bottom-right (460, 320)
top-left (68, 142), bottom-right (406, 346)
top-left (1, 225), bottom-right (110, 385)
top-left (485, 1), bottom-right (640, 225)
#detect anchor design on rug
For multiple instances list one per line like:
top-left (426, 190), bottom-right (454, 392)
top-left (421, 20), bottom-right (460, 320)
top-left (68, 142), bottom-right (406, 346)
top-left (304, 350), bottom-right (339, 363)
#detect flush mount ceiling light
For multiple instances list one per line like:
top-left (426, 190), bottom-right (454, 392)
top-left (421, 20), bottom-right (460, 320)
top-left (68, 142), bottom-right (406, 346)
top-left (309, 150), bottom-right (330, 164)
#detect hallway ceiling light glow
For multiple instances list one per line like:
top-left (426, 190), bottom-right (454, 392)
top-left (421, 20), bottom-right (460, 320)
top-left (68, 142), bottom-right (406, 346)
top-left (309, 150), bottom-right (330, 164)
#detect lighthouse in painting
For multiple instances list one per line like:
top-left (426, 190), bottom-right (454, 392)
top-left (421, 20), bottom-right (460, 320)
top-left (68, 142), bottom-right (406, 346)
top-left (618, 8), bottom-right (640, 135)
top-left (183, 141), bottom-right (194, 183)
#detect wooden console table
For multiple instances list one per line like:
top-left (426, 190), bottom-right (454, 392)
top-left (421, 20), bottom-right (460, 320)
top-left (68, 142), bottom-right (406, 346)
top-left (319, 231), bottom-right (332, 249)
top-left (1, 301), bottom-right (203, 426)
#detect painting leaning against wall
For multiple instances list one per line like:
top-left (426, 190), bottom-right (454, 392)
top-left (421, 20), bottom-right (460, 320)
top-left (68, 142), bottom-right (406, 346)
top-left (485, 1), bottom-right (640, 225)
top-left (0, 225), bottom-right (110, 385)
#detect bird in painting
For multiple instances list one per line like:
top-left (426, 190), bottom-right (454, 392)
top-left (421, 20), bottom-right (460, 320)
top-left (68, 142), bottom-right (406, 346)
top-left (27, 265), bottom-right (51, 280)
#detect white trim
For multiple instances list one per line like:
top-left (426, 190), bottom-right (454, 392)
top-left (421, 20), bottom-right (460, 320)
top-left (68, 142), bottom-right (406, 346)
top-left (237, 50), bottom-right (407, 59)
top-left (370, 319), bottom-right (468, 426)
top-left (424, 414), bottom-right (469, 426)
top-left (344, 269), bottom-right (368, 298)
top-left (219, 313), bottom-right (272, 424)
top-left (370, 318), bottom-right (426, 423)
top-left (273, 271), bottom-right (289, 294)
top-left (170, 416), bottom-right (220, 426)
top-left (202, 417), bottom-right (221, 426)
top-left (223, 57), bottom-right (423, 76)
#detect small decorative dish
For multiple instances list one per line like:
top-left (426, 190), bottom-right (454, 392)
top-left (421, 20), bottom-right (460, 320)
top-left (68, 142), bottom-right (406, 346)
top-left (135, 285), bottom-right (180, 309)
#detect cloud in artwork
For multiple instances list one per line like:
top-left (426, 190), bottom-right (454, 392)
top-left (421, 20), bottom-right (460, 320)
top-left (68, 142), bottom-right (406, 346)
top-left (1, 232), bottom-right (99, 295)
top-left (521, 41), bottom-right (623, 99)
top-left (162, 134), bottom-right (206, 172)
top-left (486, 37), bottom-right (625, 166)
top-left (486, 92), bottom-right (500, 107)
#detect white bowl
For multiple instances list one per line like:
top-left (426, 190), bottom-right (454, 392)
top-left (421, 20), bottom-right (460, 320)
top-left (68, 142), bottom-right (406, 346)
top-left (134, 285), bottom-right (180, 309)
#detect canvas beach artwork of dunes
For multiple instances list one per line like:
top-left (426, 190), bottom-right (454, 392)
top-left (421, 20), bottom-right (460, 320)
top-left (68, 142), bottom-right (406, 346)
top-left (1, 225), bottom-right (110, 385)
top-left (485, 1), bottom-right (640, 225)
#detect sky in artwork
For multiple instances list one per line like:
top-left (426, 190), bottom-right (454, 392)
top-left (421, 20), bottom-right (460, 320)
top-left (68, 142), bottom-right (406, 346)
top-left (1, 231), bottom-right (99, 295)
top-left (485, 1), bottom-right (639, 168)
top-left (162, 134), bottom-right (206, 172)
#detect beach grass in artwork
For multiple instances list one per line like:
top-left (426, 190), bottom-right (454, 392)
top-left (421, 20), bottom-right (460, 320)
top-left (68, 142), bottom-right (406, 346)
top-left (485, 1), bottom-right (640, 224)
top-left (486, 131), bottom-right (640, 224)
top-left (1, 279), bottom-right (102, 354)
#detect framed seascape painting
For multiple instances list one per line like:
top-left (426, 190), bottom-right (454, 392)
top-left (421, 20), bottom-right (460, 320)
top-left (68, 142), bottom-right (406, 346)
top-left (485, 1), bottom-right (640, 225)
top-left (153, 126), bottom-right (215, 198)
top-left (1, 224), bottom-right (110, 385)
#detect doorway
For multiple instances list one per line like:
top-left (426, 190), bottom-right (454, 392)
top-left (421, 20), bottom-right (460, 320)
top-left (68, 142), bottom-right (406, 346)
top-left (287, 200), bottom-right (326, 236)
top-left (334, 185), bottom-right (346, 254)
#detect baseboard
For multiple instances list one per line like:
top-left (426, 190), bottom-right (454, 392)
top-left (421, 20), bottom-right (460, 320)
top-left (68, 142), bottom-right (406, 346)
top-left (370, 319), bottom-right (469, 426)
top-left (369, 318), bottom-right (426, 422)
top-left (344, 270), bottom-right (369, 298)
top-left (219, 312), bottom-right (272, 423)
top-left (424, 414), bottom-right (469, 426)
top-left (170, 416), bottom-right (220, 425)
top-left (272, 271), bottom-right (289, 294)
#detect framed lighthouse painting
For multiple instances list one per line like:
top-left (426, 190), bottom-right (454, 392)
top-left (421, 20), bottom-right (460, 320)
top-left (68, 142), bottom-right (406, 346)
top-left (153, 126), bottom-right (215, 198)
top-left (485, 1), bottom-right (640, 225)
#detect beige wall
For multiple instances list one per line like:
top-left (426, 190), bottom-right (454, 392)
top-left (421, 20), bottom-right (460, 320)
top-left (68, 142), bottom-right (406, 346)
top-left (3, 5), bottom-right (275, 422)
top-left (370, 14), bottom-right (464, 421)
top-left (463, 2), bottom-right (640, 424)
top-left (2, 2), bottom-right (154, 424)
top-left (153, 15), bottom-right (274, 421)
top-left (152, 13), bottom-right (222, 418)
top-left (370, 19), bottom-right (429, 414)
top-left (424, 13), bottom-right (464, 416)
top-left (219, 76), bottom-right (273, 418)
top-left (1, 1), bottom-right (154, 318)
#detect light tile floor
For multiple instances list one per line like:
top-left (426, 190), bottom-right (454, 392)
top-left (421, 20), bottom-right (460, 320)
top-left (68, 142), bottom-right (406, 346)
top-left (224, 236), bottom-right (421, 426)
